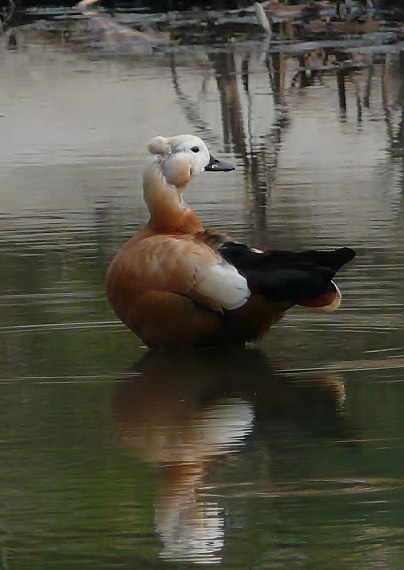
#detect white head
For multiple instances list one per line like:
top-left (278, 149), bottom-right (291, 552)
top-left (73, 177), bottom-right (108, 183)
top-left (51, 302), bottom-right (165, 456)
top-left (147, 134), bottom-right (234, 189)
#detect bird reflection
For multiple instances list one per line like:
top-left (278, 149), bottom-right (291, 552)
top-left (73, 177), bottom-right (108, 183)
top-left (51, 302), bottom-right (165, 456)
top-left (112, 348), bottom-right (349, 565)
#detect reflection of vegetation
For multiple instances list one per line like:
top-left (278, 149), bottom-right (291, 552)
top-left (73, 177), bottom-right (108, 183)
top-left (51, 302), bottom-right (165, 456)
top-left (384, 52), bottom-right (404, 160)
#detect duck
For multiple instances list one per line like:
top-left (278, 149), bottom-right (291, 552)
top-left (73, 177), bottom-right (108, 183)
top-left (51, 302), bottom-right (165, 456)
top-left (106, 134), bottom-right (355, 349)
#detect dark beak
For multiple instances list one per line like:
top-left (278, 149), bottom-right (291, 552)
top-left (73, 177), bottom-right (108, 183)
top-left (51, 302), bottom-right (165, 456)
top-left (204, 154), bottom-right (235, 172)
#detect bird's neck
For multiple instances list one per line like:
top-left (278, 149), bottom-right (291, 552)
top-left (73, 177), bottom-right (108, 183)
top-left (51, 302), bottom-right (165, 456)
top-left (143, 161), bottom-right (204, 234)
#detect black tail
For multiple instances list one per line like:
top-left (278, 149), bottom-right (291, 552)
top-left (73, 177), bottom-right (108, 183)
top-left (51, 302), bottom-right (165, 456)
top-left (219, 242), bottom-right (355, 304)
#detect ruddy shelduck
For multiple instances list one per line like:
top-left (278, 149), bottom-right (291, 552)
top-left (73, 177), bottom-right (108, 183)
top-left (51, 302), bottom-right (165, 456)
top-left (106, 134), bottom-right (355, 349)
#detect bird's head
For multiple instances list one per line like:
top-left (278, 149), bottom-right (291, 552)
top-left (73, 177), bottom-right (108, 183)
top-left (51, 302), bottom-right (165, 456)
top-left (147, 134), bottom-right (234, 189)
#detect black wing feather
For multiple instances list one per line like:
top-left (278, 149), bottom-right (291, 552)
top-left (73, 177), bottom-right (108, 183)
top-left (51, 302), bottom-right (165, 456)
top-left (219, 242), bottom-right (355, 304)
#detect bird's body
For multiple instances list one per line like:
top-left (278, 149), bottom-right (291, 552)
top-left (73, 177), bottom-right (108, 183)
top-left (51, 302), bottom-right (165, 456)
top-left (106, 134), bottom-right (355, 349)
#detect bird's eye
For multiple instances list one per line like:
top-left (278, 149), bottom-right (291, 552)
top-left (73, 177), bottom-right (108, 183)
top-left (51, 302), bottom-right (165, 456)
top-left (191, 146), bottom-right (200, 153)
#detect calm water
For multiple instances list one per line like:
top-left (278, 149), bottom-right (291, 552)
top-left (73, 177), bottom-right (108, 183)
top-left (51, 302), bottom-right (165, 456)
top-left (1, 19), bottom-right (404, 569)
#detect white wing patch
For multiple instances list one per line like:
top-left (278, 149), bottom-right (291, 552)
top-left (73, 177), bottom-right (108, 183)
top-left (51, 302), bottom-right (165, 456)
top-left (193, 259), bottom-right (250, 310)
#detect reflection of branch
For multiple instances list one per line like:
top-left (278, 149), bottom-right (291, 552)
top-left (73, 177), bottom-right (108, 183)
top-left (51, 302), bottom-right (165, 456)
top-left (382, 53), bottom-right (390, 108)
top-left (384, 103), bottom-right (404, 159)
top-left (169, 55), bottom-right (219, 144)
top-left (170, 50), bottom-right (290, 237)
top-left (381, 52), bottom-right (404, 185)
top-left (209, 52), bottom-right (247, 157)
top-left (363, 56), bottom-right (374, 108)
top-left (265, 51), bottom-right (290, 185)
top-left (241, 54), bottom-right (254, 157)
top-left (266, 51), bottom-right (286, 104)
top-left (382, 53), bottom-right (395, 150)
top-left (348, 76), bottom-right (362, 124)
top-left (336, 69), bottom-right (347, 117)
top-left (1, 0), bottom-right (17, 30)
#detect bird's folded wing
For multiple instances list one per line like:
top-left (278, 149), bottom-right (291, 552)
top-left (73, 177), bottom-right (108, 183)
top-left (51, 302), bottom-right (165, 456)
top-left (128, 235), bottom-right (250, 311)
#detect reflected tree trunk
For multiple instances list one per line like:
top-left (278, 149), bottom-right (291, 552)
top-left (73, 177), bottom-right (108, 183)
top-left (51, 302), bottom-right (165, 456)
top-left (336, 69), bottom-right (347, 117)
top-left (364, 55), bottom-right (375, 108)
top-left (382, 53), bottom-right (390, 108)
top-left (208, 51), bottom-right (247, 158)
top-left (209, 51), bottom-right (270, 236)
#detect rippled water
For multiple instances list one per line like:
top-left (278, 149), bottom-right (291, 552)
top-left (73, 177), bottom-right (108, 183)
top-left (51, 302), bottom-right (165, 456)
top-left (1, 19), bottom-right (404, 569)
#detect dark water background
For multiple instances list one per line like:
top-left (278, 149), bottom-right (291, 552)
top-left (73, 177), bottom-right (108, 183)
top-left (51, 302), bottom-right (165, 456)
top-left (1, 12), bottom-right (404, 569)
